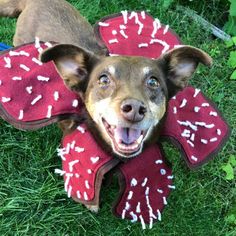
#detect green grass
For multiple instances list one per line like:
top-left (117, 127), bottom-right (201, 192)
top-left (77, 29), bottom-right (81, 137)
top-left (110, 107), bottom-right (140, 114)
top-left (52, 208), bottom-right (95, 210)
top-left (0, 0), bottom-right (236, 235)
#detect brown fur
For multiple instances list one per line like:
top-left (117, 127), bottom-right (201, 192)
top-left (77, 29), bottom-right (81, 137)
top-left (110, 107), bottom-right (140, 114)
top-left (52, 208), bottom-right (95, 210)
top-left (0, 0), bottom-right (105, 54)
top-left (0, 0), bottom-right (212, 211)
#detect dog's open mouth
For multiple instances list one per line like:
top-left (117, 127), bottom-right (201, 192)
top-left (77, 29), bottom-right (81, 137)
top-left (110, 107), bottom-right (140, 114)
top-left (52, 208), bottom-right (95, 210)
top-left (102, 118), bottom-right (147, 157)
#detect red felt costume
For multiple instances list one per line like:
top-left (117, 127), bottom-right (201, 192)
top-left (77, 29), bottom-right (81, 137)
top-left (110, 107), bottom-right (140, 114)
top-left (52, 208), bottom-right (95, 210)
top-left (0, 11), bottom-right (230, 229)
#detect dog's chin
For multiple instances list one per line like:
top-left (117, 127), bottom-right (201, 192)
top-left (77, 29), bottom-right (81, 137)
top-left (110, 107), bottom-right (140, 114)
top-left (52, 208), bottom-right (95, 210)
top-left (101, 118), bottom-right (148, 159)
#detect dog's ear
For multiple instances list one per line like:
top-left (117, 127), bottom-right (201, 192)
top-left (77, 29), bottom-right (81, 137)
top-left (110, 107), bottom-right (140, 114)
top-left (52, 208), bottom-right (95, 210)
top-left (158, 46), bottom-right (212, 98)
top-left (40, 44), bottom-right (98, 93)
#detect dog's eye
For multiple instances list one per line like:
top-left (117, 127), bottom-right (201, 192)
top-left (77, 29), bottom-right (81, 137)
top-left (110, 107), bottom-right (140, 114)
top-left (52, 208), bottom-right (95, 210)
top-left (146, 77), bottom-right (160, 89)
top-left (98, 75), bottom-right (110, 87)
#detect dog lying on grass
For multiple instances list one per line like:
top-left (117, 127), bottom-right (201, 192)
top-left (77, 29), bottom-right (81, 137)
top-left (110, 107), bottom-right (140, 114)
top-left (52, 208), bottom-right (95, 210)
top-left (0, 0), bottom-right (212, 211)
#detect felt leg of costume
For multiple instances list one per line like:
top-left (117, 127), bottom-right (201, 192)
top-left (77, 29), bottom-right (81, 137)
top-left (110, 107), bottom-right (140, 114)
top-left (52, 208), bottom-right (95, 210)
top-left (161, 87), bottom-right (230, 169)
top-left (58, 125), bottom-right (120, 206)
top-left (113, 144), bottom-right (173, 229)
top-left (0, 41), bottom-right (82, 130)
top-left (94, 11), bottom-right (181, 58)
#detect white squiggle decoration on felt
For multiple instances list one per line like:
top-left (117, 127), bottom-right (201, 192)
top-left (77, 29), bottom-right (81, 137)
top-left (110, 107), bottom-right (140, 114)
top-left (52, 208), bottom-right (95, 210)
top-left (12, 76), bottom-right (22, 81)
top-left (150, 39), bottom-right (170, 54)
top-left (20, 64), bottom-right (30, 71)
top-left (121, 10), bottom-right (128, 24)
top-left (4, 57), bottom-right (11, 68)
top-left (54, 169), bottom-right (66, 176)
top-left (98, 22), bottom-right (110, 27)
top-left (18, 110), bottom-right (24, 120)
top-left (32, 57), bottom-right (43, 65)
top-left (163, 25), bottom-right (169, 34)
top-left (46, 105), bottom-right (53, 118)
top-left (31, 94), bottom-right (42, 105)
top-left (151, 18), bottom-right (161, 38)
top-left (109, 39), bottom-right (119, 44)
top-left (69, 160), bottom-right (79, 172)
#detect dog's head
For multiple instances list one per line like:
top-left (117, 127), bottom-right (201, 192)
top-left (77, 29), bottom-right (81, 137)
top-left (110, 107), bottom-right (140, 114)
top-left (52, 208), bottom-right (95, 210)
top-left (40, 45), bottom-right (212, 159)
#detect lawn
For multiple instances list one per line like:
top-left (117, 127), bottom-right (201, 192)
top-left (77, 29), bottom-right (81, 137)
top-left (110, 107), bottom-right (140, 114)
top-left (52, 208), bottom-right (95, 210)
top-left (0, 0), bottom-right (235, 235)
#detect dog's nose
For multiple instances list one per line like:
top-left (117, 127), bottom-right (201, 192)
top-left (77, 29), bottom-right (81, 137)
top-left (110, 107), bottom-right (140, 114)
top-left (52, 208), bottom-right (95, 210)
top-left (120, 99), bottom-right (147, 122)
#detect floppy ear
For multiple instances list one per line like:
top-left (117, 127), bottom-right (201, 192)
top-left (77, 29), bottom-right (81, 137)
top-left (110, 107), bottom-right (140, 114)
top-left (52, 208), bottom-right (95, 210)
top-left (40, 44), bottom-right (99, 93)
top-left (158, 46), bottom-right (212, 98)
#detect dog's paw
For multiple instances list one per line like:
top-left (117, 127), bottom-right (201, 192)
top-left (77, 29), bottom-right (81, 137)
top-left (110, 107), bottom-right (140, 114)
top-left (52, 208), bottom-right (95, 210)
top-left (85, 204), bottom-right (100, 213)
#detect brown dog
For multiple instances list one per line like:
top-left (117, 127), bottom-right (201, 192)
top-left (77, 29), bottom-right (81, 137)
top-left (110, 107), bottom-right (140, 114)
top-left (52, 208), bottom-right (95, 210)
top-left (0, 0), bottom-right (212, 211)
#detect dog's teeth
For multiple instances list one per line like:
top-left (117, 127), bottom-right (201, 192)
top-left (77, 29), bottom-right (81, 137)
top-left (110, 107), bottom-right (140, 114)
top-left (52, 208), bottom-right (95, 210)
top-left (137, 134), bottom-right (144, 144)
top-left (118, 142), bottom-right (139, 151)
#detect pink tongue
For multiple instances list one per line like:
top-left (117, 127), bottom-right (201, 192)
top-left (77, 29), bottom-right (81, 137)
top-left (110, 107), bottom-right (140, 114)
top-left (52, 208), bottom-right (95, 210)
top-left (114, 127), bottom-right (141, 144)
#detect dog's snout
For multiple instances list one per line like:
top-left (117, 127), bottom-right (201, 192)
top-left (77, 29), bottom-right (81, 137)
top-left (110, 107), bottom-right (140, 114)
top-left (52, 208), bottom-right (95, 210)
top-left (120, 99), bottom-right (147, 122)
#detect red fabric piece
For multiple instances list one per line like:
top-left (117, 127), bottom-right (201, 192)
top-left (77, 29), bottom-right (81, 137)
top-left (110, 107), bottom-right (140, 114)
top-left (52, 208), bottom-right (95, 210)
top-left (96, 11), bottom-right (181, 58)
top-left (0, 11), bottom-right (230, 228)
top-left (114, 145), bottom-right (173, 229)
top-left (58, 124), bottom-right (119, 205)
top-left (0, 42), bottom-right (82, 126)
top-left (161, 87), bottom-right (230, 168)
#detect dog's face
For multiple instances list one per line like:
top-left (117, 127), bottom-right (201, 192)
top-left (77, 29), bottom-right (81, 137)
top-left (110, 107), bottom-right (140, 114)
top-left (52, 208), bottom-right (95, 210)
top-left (85, 56), bottom-right (168, 157)
top-left (41, 45), bottom-right (212, 158)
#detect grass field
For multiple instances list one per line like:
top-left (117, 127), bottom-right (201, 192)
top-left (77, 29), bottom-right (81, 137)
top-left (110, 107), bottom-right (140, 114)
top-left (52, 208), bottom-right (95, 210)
top-left (0, 0), bottom-right (236, 235)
